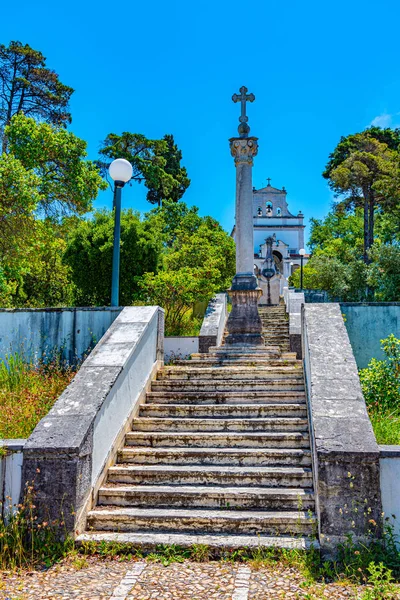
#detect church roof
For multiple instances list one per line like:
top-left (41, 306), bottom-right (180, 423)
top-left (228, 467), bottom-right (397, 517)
top-left (254, 185), bottom-right (286, 194)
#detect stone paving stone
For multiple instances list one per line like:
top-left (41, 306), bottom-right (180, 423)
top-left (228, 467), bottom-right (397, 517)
top-left (0, 557), bottom-right (130, 600)
top-left (1, 558), bottom-right (400, 600)
top-left (126, 562), bottom-right (236, 600)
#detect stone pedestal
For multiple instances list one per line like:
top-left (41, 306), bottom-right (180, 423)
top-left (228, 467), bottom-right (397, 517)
top-left (225, 288), bottom-right (263, 345)
top-left (226, 135), bottom-right (264, 345)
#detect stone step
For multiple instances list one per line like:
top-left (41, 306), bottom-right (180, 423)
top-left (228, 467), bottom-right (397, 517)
top-left (145, 391), bottom-right (306, 405)
top-left (118, 446), bottom-right (313, 466)
top-left (125, 431), bottom-right (310, 448)
top-left (151, 380), bottom-right (305, 392)
top-left (98, 485), bottom-right (315, 510)
top-left (208, 346), bottom-right (282, 355)
top-left (86, 507), bottom-right (316, 535)
top-left (157, 367), bottom-right (302, 380)
top-left (139, 403), bottom-right (307, 419)
top-left (77, 531), bottom-right (319, 552)
top-left (107, 465), bottom-right (313, 487)
top-left (191, 352), bottom-right (297, 361)
top-left (173, 358), bottom-right (299, 367)
top-left (131, 417), bottom-right (309, 433)
top-left (262, 334), bottom-right (290, 339)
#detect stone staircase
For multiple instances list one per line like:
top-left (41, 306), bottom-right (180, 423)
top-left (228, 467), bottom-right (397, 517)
top-left (259, 304), bottom-right (290, 352)
top-left (80, 305), bottom-right (317, 551)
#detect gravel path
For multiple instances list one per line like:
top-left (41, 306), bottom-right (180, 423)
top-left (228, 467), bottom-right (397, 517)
top-left (1, 556), bottom-right (399, 599)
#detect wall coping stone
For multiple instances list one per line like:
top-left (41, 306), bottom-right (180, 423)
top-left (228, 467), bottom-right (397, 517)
top-left (0, 439), bottom-right (26, 452)
top-left (0, 306), bottom-right (123, 313)
top-left (341, 302), bottom-right (400, 307)
top-left (380, 445), bottom-right (400, 458)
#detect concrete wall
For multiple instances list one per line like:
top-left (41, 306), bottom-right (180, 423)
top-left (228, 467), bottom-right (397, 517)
top-left (164, 337), bottom-right (199, 362)
top-left (198, 294), bottom-right (228, 353)
top-left (341, 303), bottom-right (400, 369)
top-left (285, 289), bottom-right (304, 358)
top-left (22, 306), bottom-right (164, 535)
top-left (0, 440), bottom-right (25, 520)
top-left (0, 308), bottom-right (122, 365)
top-left (380, 446), bottom-right (400, 542)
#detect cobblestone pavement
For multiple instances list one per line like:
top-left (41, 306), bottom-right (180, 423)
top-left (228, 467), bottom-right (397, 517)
top-left (1, 557), bottom-right (399, 600)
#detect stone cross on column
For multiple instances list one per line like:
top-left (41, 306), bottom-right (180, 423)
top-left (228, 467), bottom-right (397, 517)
top-left (225, 87), bottom-right (263, 346)
top-left (232, 86), bottom-right (255, 137)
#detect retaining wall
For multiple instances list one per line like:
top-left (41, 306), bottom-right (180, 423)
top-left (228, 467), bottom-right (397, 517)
top-left (341, 303), bottom-right (400, 369)
top-left (0, 440), bottom-right (25, 520)
top-left (164, 337), bottom-right (199, 362)
top-left (0, 307), bottom-right (122, 365)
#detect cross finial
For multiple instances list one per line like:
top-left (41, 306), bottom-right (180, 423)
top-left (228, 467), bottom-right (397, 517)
top-left (267, 177), bottom-right (271, 186)
top-left (232, 86), bottom-right (255, 138)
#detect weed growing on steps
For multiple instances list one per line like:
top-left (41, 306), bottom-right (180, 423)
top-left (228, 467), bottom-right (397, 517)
top-left (0, 482), bottom-right (74, 570)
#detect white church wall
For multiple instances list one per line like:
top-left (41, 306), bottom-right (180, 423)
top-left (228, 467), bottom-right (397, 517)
top-left (254, 229), bottom-right (300, 254)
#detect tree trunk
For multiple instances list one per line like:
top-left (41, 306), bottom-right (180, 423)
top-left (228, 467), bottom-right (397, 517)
top-left (363, 194), bottom-right (369, 264)
top-left (368, 194), bottom-right (375, 260)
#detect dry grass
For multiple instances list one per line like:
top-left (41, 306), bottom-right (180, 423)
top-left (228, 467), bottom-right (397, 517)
top-left (0, 352), bottom-right (77, 439)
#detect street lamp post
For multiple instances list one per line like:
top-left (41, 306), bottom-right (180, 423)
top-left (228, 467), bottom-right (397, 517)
top-left (299, 248), bottom-right (306, 291)
top-left (109, 159), bottom-right (133, 307)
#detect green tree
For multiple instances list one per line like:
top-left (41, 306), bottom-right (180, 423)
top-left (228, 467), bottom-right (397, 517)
top-left (137, 268), bottom-right (217, 334)
top-left (367, 243), bottom-right (400, 301)
top-left (136, 202), bottom-right (235, 333)
top-left (308, 207), bottom-right (364, 261)
top-left (166, 219), bottom-right (235, 291)
top-left (0, 152), bottom-right (40, 262)
top-left (146, 134), bottom-right (190, 205)
top-left (8, 219), bottom-right (75, 307)
top-left (0, 41), bottom-right (73, 151)
top-left (98, 132), bottom-right (190, 206)
top-left (323, 131), bottom-right (400, 263)
top-left (289, 255), bottom-right (367, 301)
top-left (145, 200), bottom-right (203, 248)
top-left (63, 209), bottom-right (162, 306)
top-left (6, 114), bottom-right (106, 218)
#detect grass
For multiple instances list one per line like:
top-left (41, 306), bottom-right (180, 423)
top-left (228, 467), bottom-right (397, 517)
top-left (165, 308), bottom-right (203, 337)
top-left (368, 408), bottom-right (400, 445)
top-left (0, 351), bottom-right (78, 439)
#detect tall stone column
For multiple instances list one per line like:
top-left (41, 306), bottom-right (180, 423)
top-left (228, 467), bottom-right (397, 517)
top-left (225, 136), bottom-right (263, 345)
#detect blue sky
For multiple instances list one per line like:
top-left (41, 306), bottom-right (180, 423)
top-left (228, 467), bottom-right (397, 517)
top-left (2, 0), bottom-right (400, 246)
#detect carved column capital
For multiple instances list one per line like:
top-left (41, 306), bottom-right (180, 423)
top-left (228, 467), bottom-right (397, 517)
top-left (229, 136), bottom-right (259, 166)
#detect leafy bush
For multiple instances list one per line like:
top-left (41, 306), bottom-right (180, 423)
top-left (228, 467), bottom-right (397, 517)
top-left (360, 335), bottom-right (400, 413)
top-left (360, 335), bottom-right (400, 444)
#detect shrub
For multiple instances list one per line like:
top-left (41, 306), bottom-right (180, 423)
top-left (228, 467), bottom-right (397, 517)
top-left (360, 335), bottom-right (400, 413)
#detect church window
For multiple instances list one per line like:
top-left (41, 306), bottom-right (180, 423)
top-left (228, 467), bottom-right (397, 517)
top-left (266, 201), bottom-right (273, 216)
top-left (276, 207), bottom-right (281, 216)
top-left (257, 206), bottom-right (262, 216)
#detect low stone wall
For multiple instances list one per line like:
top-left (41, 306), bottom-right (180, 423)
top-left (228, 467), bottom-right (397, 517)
top-left (22, 306), bottom-right (164, 535)
top-left (302, 303), bottom-right (382, 554)
top-left (0, 307), bottom-right (122, 365)
top-left (164, 337), bottom-right (199, 362)
top-left (198, 294), bottom-right (228, 353)
top-left (379, 446), bottom-right (400, 542)
top-left (0, 439), bottom-right (25, 520)
top-left (341, 303), bottom-right (400, 369)
top-left (286, 289), bottom-right (304, 358)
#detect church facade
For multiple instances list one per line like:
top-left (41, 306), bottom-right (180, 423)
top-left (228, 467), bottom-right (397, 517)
top-left (232, 181), bottom-right (309, 303)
